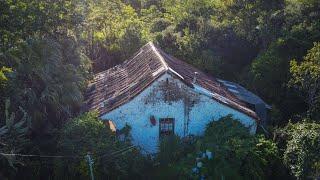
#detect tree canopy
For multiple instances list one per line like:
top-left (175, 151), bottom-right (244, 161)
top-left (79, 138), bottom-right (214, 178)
top-left (1, 0), bottom-right (320, 179)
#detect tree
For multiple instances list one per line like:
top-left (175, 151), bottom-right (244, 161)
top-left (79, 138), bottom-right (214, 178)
top-left (83, 0), bottom-right (147, 72)
top-left (54, 112), bottom-right (151, 179)
top-left (1, 37), bottom-right (91, 130)
top-left (277, 120), bottom-right (320, 179)
top-left (154, 116), bottom-right (288, 179)
top-left (0, 99), bottom-right (31, 178)
top-left (1, 0), bottom-right (320, 179)
top-left (0, 37), bottom-right (91, 179)
top-left (221, 0), bottom-right (284, 50)
top-left (289, 42), bottom-right (320, 118)
top-left (199, 115), bottom-right (284, 179)
top-left (0, 0), bottom-right (85, 50)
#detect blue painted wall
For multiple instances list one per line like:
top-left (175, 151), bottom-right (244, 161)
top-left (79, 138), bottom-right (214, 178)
top-left (101, 73), bottom-right (257, 154)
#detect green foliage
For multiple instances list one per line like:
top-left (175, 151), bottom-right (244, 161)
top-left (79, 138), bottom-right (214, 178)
top-left (154, 116), bottom-right (286, 180)
top-left (276, 121), bottom-right (320, 179)
top-left (0, 1), bottom-right (91, 177)
top-left (243, 0), bottom-right (320, 124)
top-left (84, 0), bottom-right (147, 72)
top-left (250, 41), bottom-right (288, 101)
top-left (246, 38), bottom-right (317, 124)
top-left (0, 66), bottom-right (12, 114)
top-left (2, 37), bottom-right (90, 130)
top-left (199, 115), bottom-right (283, 179)
top-left (1, 0), bottom-right (320, 179)
top-left (153, 135), bottom-right (197, 179)
top-left (0, 67), bottom-right (12, 83)
top-left (0, 99), bottom-right (31, 177)
top-left (55, 111), bottom-right (112, 179)
top-left (0, 36), bottom-right (91, 179)
top-left (54, 112), bottom-right (150, 179)
top-left (0, 0), bottom-right (85, 50)
top-left (203, 115), bottom-right (252, 144)
top-left (158, 135), bottom-right (183, 165)
top-left (289, 42), bottom-right (320, 118)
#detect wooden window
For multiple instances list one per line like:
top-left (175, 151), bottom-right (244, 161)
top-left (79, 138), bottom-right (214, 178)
top-left (159, 118), bottom-right (174, 136)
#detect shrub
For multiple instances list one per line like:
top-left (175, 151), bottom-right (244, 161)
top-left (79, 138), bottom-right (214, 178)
top-left (281, 120), bottom-right (320, 179)
top-left (54, 112), bottom-right (151, 179)
top-left (200, 115), bottom-right (282, 179)
top-left (156, 115), bottom-right (287, 179)
top-left (158, 135), bottom-right (183, 165)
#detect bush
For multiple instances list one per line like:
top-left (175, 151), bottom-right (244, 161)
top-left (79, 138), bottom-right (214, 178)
top-left (155, 115), bottom-right (288, 179)
top-left (158, 135), bottom-right (183, 165)
top-left (54, 112), bottom-right (151, 179)
top-left (200, 115), bottom-right (283, 179)
top-left (279, 120), bottom-right (320, 179)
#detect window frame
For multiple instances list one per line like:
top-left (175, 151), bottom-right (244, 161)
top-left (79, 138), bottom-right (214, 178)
top-left (159, 118), bottom-right (175, 136)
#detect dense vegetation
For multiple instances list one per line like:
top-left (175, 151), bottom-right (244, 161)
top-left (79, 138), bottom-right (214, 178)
top-left (55, 112), bottom-right (151, 180)
top-left (156, 116), bottom-right (289, 179)
top-left (0, 0), bottom-right (319, 179)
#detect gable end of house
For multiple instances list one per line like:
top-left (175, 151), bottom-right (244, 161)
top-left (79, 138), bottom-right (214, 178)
top-left (84, 42), bottom-right (262, 122)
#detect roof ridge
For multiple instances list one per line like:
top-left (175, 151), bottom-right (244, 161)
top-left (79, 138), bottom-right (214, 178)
top-left (149, 42), bottom-right (169, 71)
top-left (85, 42), bottom-right (260, 121)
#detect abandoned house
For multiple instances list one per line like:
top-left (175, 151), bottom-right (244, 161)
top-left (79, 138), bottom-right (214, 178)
top-left (84, 42), bottom-right (269, 153)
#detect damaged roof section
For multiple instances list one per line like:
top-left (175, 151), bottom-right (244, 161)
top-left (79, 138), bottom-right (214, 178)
top-left (217, 79), bottom-right (271, 109)
top-left (84, 42), bottom-right (259, 120)
top-left (217, 79), bottom-right (271, 124)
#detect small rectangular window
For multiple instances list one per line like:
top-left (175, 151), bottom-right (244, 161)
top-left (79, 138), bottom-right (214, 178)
top-left (159, 118), bottom-right (174, 136)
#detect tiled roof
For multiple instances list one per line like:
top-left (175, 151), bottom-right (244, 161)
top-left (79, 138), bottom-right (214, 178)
top-left (84, 42), bottom-right (259, 120)
top-left (217, 79), bottom-right (271, 109)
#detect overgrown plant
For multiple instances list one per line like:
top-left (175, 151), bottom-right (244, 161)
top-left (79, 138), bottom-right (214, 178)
top-left (2, 37), bottom-right (91, 131)
top-left (277, 120), bottom-right (320, 179)
top-left (199, 115), bottom-right (284, 179)
top-left (54, 112), bottom-right (151, 180)
top-left (289, 42), bottom-right (320, 119)
top-left (157, 135), bottom-right (183, 165)
top-left (154, 115), bottom-right (287, 179)
top-left (0, 99), bottom-right (31, 177)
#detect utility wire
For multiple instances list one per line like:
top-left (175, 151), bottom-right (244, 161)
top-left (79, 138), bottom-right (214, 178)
top-left (98, 145), bottom-right (135, 159)
top-left (0, 145), bottom-right (136, 159)
top-left (1, 145), bottom-right (137, 179)
top-left (0, 153), bottom-right (79, 158)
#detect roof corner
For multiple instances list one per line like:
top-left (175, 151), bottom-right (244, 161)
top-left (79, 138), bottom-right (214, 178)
top-left (149, 42), bottom-right (169, 70)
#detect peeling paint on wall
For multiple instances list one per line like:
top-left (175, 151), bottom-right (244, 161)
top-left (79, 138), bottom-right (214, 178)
top-left (144, 76), bottom-right (200, 136)
top-left (100, 73), bottom-right (257, 154)
top-left (144, 77), bottom-right (199, 105)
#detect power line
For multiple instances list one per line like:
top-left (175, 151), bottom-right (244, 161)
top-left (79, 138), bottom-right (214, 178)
top-left (0, 152), bottom-right (79, 158)
top-left (98, 145), bottom-right (135, 159)
top-left (1, 146), bottom-right (137, 179)
top-left (0, 145), bottom-right (136, 160)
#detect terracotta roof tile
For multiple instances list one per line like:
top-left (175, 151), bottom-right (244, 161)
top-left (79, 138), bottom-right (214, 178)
top-left (84, 42), bottom-right (259, 121)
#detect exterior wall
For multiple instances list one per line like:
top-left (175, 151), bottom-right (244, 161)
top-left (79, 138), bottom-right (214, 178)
top-left (100, 73), bottom-right (257, 154)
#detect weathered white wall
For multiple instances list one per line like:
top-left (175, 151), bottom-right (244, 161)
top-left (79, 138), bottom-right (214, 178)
top-left (100, 73), bottom-right (257, 154)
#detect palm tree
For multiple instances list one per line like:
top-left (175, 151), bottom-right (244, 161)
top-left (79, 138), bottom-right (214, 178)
top-left (3, 37), bottom-right (91, 132)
